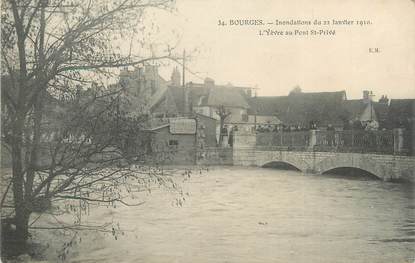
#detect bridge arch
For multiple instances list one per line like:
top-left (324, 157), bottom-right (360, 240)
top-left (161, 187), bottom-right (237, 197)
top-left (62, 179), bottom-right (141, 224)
top-left (256, 151), bottom-right (310, 172)
top-left (321, 166), bottom-right (381, 180)
top-left (316, 154), bottom-right (383, 180)
top-left (262, 161), bottom-right (303, 172)
top-left (246, 148), bottom-right (415, 182)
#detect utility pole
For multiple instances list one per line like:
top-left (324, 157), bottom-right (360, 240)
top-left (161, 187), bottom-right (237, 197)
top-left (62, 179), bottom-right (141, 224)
top-left (182, 49), bottom-right (186, 87)
top-left (254, 88), bottom-right (257, 131)
top-left (369, 91), bottom-right (375, 121)
top-left (182, 49), bottom-right (188, 114)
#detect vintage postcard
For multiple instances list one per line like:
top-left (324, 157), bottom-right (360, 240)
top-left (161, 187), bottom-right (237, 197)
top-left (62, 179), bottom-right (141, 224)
top-left (1, 0), bottom-right (414, 262)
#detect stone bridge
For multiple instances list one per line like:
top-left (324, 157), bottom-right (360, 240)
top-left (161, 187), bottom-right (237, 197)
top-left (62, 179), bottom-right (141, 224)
top-left (233, 132), bottom-right (415, 182)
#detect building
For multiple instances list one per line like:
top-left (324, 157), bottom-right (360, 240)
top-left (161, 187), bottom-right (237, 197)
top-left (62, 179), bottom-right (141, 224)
top-left (195, 113), bottom-right (219, 148)
top-left (387, 99), bottom-right (415, 154)
top-left (247, 89), bottom-right (395, 131)
top-left (341, 90), bottom-right (389, 128)
top-left (387, 99), bottom-right (415, 129)
top-left (144, 118), bottom-right (197, 164)
top-left (115, 64), bottom-right (169, 115)
top-left (148, 74), bottom-right (253, 145)
top-left (148, 86), bottom-right (187, 118)
top-left (248, 90), bottom-right (348, 130)
top-left (149, 77), bottom-right (252, 120)
top-left (188, 78), bottom-right (251, 124)
top-left (119, 64), bottom-right (167, 97)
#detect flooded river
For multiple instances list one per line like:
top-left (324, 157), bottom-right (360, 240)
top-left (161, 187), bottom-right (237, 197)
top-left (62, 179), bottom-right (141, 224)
top-left (33, 166), bottom-right (414, 263)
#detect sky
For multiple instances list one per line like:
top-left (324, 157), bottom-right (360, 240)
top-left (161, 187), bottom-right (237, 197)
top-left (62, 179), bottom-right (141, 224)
top-left (145, 0), bottom-right (415, 100)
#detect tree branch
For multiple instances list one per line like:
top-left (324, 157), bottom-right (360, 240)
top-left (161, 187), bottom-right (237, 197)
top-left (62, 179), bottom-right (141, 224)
top-left (54, 195), bottom-right (145, 206)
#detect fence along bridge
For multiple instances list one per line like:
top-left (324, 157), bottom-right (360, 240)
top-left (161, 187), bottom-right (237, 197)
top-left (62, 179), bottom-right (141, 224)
top-left (232, 129), bottom-right (415, 182)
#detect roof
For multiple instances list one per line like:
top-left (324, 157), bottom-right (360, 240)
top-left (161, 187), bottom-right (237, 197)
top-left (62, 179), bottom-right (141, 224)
top-left (206, 86), bottom-right (250, 108)
top-left (389, 99), bottom-right (415, 113)
top-left (340, 99), bottom-right (392, 126)
top-left (148, 85), bottom-right (183, 112)
top-left (186, 81), bottom-right (251, 109)
top-left (144, 123), bottom-right (170, 132)
top-left (387, 99), bottom-right (415, 129)
top-left (248, 91), bottom-right (348, 127)
top-left (341, 99), bottom-right (368, 120)
top-left (194, 112), bottom-right (218, 121)
top-left (189, 85), bottom-right (210, 107)
top-left (168, 86), bottom-right (186, 113)
top-left (117, 66), bottom-right (169, 114)
top-left (149, 81), bottom-right (252, 114)
top-left (148, 85), bottom-right (169, 110)
top-left (372, 102), bottom-right (389, 126)
top-left (247, 96), bottom-right (287, 116)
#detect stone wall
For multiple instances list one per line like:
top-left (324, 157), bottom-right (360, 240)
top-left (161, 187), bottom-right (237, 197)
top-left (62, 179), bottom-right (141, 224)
top-left (196, 147), bottom-right (233, 165)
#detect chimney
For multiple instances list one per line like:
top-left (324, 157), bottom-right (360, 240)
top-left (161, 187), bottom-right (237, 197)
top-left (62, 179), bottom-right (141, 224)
top-left (378, 95), bottom-right (389, 105)
top-left (246, 88), bottom-right (252, 97)
top-left (363, 90), bottom-right (373, 104)
top-left (204, 77), bottom-right (215, 89)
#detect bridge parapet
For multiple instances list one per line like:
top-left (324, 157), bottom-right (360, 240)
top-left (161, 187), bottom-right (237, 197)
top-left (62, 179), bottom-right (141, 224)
top-left (255, 128), bottom-right (412, 156)
top-left (233, 131), bottom-right (415, 182)
top-left (233, 131), bottom-right (257, 166)
top-left (233, 130), bottom-right (256, 148)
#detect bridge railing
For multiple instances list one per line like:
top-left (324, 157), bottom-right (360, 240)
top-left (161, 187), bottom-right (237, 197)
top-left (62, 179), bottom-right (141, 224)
top-left (314, 130), bottom-right (394, 154)
top-left (255, 129), bottom-right (412, 155)
top-left (256, 131), bottom-right (310, 151)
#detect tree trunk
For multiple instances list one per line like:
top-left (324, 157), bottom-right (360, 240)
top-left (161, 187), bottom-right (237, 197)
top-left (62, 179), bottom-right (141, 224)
top-left (13, 207), bottom-right (31, 254)
top-left (219, 118), bottom-right (225, 146)
top-left (9, 112), bottom-right (31, 254)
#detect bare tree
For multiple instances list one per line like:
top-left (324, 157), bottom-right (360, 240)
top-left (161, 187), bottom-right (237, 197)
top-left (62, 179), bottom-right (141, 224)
top-left (1, 0), bottom-right (183, 257)
top-left (216, 105), bottom-right (231, 146)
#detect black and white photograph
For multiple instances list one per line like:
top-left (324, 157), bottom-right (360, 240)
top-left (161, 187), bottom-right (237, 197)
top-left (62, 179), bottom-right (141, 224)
top-left (1, 0), bottom-right (414, 262)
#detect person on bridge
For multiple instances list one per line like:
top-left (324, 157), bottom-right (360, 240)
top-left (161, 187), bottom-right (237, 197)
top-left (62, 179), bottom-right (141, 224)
top-left (327, 124), bottom-right (335, 146)
top-left (309, 120), bottom-right (317, 130)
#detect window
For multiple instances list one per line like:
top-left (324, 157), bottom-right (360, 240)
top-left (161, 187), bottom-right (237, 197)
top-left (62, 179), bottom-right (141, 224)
top-left (169, 140), bottom-right (178, 146)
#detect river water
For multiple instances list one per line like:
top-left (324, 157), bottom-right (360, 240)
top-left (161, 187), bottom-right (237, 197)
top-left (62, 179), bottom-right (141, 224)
top-left (33, 166), bottom-right (414, 263)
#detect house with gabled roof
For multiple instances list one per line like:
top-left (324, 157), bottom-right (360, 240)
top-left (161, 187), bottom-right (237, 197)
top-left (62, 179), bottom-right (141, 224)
top-left (189, 79), bottom-right (251, 123)
top-left (341, 91), bottom-right (390, 129)
top-left (248, 90), bottom-right (348, 129)
top-left (148, 86), bottom-right (186, 118)
top-left (147, 75), bottom-right (253, 146)
top-left (248, 89), bottom-right (394, 130)
top-left (149, 77), bottom-right (253, 124)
